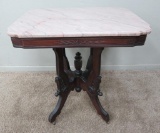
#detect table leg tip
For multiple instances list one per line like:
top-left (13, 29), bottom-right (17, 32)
top-left (53, 120), bottom-right (56, 125)
top-left (105, 114), bottom-right (110, 124)
top-left (48, 115), bottom-right (56, 123)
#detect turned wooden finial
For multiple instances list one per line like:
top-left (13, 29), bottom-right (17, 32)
top-left (74, 52), bottom-right (82, 75)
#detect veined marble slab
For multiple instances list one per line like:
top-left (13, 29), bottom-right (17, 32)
top-left (8, 7), bottom-right (151, 38)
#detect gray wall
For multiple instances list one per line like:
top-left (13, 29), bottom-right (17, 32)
top-left (0, 0), bottom-right (159, 71)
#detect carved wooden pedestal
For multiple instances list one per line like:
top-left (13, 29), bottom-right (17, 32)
top-left (48, 48), bottom-right (109, 124)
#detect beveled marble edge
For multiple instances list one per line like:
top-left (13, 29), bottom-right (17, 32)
top-left (7, 7), bottom-right (151, 38)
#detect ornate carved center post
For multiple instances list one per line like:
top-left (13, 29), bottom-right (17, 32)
top-left (74, 52), bottom-right (82, 76)
top-left (74, 52), bottom-right (82, 92)
top-left (49, 48), bottom-right (109, 124)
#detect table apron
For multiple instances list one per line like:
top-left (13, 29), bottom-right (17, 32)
top-left (11, 35), bottom-right (147, 48)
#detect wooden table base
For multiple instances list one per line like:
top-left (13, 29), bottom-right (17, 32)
top-left (48, 48), bottom-right (109, 124)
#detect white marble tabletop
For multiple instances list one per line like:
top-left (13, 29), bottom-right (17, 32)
top-left (7, 7), bottom-right (151, 38)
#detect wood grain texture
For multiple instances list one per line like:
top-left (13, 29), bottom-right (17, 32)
top-left (11, 35), bottom-right (147, 48)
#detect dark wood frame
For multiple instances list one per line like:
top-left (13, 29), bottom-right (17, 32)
top-left (11, 35), bottom-right (146, 48)
top-left (10, 35), bottom-right (147, 124)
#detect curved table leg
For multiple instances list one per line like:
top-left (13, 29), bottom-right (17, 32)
top-left (86, 48), bottom-right (110, 123)
top-left (48, 90), bottom-right (70, 123)
top-left (49, 48), bottom-right (71, 123)
top-left (87, 91), bottom-right (109, 123)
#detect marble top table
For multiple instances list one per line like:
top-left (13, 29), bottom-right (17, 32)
top-left (8, 7), bottom-right (151, 124)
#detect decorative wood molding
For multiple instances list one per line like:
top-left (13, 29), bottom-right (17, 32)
top-left (11, 35), bottom-right (147, 48)
top-left (88, 76), bottom-right (103, 96)
top-left (55, 77), bottom-right (67, 96)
